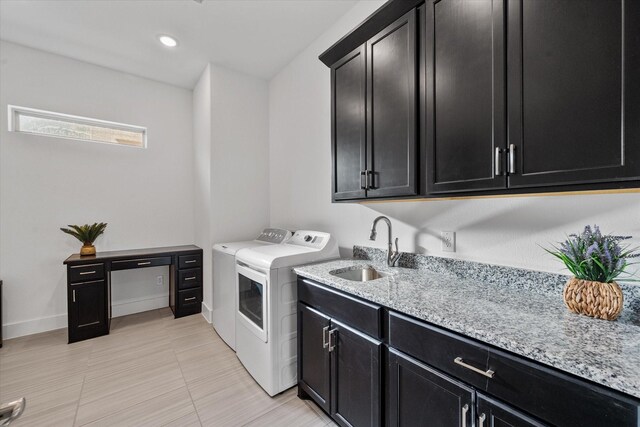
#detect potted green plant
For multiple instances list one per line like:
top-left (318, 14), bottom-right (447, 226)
top-left (60, 222), bottom-right (108, 256)
top-left (545, 225), bottom-right (638, 320)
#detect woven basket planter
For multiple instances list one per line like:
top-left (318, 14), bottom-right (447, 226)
top-left (563, 278), bottom-right (623, 321)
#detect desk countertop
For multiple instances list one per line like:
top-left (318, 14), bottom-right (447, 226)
top-left (63, 244), bottom-right (202, 265)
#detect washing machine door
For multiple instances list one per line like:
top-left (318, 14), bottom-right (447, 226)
top-left (236, 263), bottom-right (268, 343)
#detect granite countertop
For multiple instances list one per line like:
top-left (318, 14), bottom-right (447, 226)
top-left (294, 254), bottom-right (640, 399)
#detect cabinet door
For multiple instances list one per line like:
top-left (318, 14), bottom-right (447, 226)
top-left (68, 280), bottom-right (108, 343)
top-left (332, 45), bottom-right (367, 201)
top-left (330, 319), bottom-right (382, 427)
top-left (476, 393), bottom-right (547, 427)
top-left (426, 0), bottom-right (507, 194)
top-left (298, 303), bottom-right (331, 412)
top-left (366, 9), bottom-right (418, 198)
top-left (388, 348), bottom-right (474, 427)
top-left (507, 0), bottom-right (640, 188)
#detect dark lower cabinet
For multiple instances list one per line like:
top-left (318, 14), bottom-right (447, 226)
top-left (68, 279), bottom-right (108, 343)
top-left (298, 298), bottom-right (382, 427)
top-left (331, 319), bottom-right (382, 427)
top-left (388, 348), bottom-right (474, 427)
top-left (298, 304), bottom-right (331, 412)
top-left (477, 393), bottom-right (546, 427)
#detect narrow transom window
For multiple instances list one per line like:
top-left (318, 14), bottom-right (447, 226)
top-left (8, 105), bottom-right (147, 148)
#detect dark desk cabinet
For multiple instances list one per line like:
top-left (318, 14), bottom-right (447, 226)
top-left (64, 245), bottom-right (203, 343)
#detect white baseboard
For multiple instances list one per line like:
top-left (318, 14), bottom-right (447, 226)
top-left (3, 295), bottom-right (170, 340)
top-left (3, 313), bottom-right (67, 340)
top-left (111, 294), bottom-right (169, 318)
top-left (201, 301), bottom-right (212, 323)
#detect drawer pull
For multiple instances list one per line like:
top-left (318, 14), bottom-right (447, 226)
top-left (185, 260), bottom-right (197, 264)
top-left (184, 297), bottom-right (197, 301)
top-left (79, 271), bottom-right (96, 275)
top-left (478, 413), bottom-right (486, 427)
top-left (454, 357), bottom-right (495, 378)
top-left (138, 261), bottom-right (151, 266)
top-left (185, 276), bottom-right (196, 281)
top-left (461, 404), bottom-right (469, 427)
top-left (322, 326), bottom-right (330, 349)
top-left (73, 289), bottom-right (76, 303)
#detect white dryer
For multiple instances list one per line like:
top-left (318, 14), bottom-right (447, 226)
top-left (212, 228), bottom-right (291, 350)
top-left (235, 230), bottom-right (339, 396)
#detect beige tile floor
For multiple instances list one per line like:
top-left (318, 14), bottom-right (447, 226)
top-left (0, 308), bottom-right (335, 427)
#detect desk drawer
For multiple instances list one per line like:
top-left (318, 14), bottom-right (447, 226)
top-left (111, 256), bottom-right (172, 271)
top-left (388, 311), bottom-right (490, 391)
top-left (179, 254), bottom-right (202, 269)
top-left (177, 288), bottom-right (201, 314)
top-left (69, 263), bottom-right (104, 282)
top-left (178, 268), bottom-right (202, 290)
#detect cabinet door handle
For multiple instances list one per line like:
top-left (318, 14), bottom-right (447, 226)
top-left (508, 144), bottom-right (516, 174)
top-left (79, 271), bottom-right (96, 275)
top-left (367, 170), bottom-right (374, 189)
top-left (454, 357), bottom-right (495, 378)
top-left (328, 328), bottom-right (338, 352)
top-left (138, 261), bottom-right (151, 266)
top-left (322, 326), bottom-right (330, 349)
top-left (478, 413), bottom-right (486, 427)
top-left (185, 260), bottom-right (197, 264)
top-left (72, 289), bottom-right (76, 303)
top-left (494, 147), bottom-right (502, 176)
top-left (360, 171), bottom-right (367, 190)
top-left (461, 404), bottom-right (469, 427)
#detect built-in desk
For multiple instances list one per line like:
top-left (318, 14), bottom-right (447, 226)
top-left (64, 245), bottom-right (203, 343)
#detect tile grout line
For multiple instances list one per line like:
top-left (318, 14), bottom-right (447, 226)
top-left (171, 327), bottom-right (204, 427)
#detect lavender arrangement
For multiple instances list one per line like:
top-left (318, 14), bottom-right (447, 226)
top-left (545, 225), bottom-right (639, 283)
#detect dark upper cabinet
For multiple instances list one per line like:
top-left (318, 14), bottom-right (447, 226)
top-left (476, 393), bottom-right (547, 427)
top-left (68, 279), bottom-right (108, 343)
top-left (331, 319), bottom-right (382, 427)
top-left (426, 0), bottom-right (507, 193)
top-left (298, 303), bottom-right (331, 413)
top-left (388, 348), bottom-right (474, 427)
top-left (366, 10), bottom-right (418, 198)
top-left (330, 9), bottom-right (418, 201)
top-left (332, 45), bottom-right (367, 201)
top-left (507, 0), bottom-right (640, 188)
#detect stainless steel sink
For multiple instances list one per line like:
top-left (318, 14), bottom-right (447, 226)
top-left (329, 266), bottom-right (387, 282)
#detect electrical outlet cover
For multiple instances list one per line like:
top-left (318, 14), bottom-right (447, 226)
top-left (157, 276), bottom-right (164, 286)
top-left (441, 231), bottom-right (456, 252)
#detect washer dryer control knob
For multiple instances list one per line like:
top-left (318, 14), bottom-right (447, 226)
top-left (304, 235), bottom-right (312, 242)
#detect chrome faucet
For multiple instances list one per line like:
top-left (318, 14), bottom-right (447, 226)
top-left (369, 216), bottom-right (401, 267)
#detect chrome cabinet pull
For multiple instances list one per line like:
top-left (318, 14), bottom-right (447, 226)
top-left (322, 326), bottom-right (330, 349)
top-left (185, 276), bottom-right (196, 281)
top-left (360, 171), bottom-right (367, 190)
top-left (454, 357), bottom-right (495, 378)
top-left (461, 404), bottom-right (469, 427)
top-left (478, 413), bottom-right (486, 427)
top-left (185, 260), bottom-right (197, 264)
top-left (367, 170), bottom-right (374, 189)
top-left (72, 290), bottom-right (76, 303)
top-left (184, 297), bottom-right (197, 301)
top-left (494, 147), bottom-right (503, 176)
top-left (328, 328), bottom-right (338, 352)
top-left (0, 397), bottom-right (26, 425)
top-left (508, 143), bottom-right (516, 174)
top-left (138, 261), bottom-right (151, 266)
top-left (79, 271), bottom-right (96, 275)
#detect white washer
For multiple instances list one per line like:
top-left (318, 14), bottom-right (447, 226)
top-left (235, 230), bottom-right (339, 396)
top-left (212, 228), bottom-right (291, 350)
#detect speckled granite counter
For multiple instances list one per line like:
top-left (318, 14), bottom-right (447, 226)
top-left (293, 248), bottom-right (640, 399)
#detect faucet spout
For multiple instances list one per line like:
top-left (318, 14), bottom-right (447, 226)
top-left (369, 216), bottom-right (401, 267)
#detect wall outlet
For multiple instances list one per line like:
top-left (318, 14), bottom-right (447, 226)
top-left (441, 231), bottom-right (456, 252)
top-left (157, 276), bottom-right (164, 286)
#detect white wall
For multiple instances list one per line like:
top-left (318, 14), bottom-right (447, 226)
top-left (193, 64), bottom-right (270, 320)
top-left (268, 1), bottom-right (640, 277)
top-left (0, 41), bottom-right (195, 338)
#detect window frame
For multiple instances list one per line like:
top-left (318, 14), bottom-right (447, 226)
top-left (7, 105), bottom-right (147, 149)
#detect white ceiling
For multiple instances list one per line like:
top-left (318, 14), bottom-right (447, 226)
top-left (0, 0), bottom-right (357, 88)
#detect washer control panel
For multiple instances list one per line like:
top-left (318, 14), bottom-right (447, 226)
top-left (288, 230), bottom-right (331, 249)
top-left (256, 228), bottom-right (291, 244)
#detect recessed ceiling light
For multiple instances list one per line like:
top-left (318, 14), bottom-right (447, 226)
top-left (158, 35), bottom-right (178, 48)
